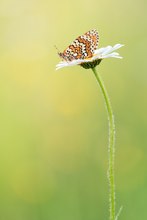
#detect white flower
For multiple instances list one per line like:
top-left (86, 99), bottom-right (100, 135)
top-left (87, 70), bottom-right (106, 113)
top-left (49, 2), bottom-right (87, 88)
top-left (56, 44), bottom-right (124, 70)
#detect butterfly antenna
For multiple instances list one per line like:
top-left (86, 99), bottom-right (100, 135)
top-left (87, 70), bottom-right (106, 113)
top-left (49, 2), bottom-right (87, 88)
top-left (54, 45), bottom-right (60, 53)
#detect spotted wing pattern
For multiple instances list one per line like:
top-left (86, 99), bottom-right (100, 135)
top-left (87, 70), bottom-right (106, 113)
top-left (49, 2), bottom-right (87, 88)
top-left (58, 29), bottom-right (99, 61)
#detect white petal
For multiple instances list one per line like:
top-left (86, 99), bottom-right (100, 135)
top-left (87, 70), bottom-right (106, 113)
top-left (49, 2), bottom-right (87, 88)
top-left (95, 47), bottom-right (109, 54)
top-left (56, 59), bottom-right (83, 70)
top-left (113, 44), bottom-right (124, 50)
top-left (105, 44), bottom-right (124, 54)
top-left (101, 46), bottom-right (113, 55)
top-left (102, 52), bottom-right (123, 59)
top-left (95, 46), bottom-right (114, 56)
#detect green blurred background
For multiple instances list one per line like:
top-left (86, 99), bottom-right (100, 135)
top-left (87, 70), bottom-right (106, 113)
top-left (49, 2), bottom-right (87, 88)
top-left (0, 0), bottom-right (147, 219)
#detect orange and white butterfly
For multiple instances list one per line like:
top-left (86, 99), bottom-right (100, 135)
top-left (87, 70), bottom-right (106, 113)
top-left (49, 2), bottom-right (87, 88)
top-left (58, 29), bottom-right (99, 61)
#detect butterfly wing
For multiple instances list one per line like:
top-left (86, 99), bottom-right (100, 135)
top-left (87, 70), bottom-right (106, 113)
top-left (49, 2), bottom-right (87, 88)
top-left (84, 29), bottom-right (99, 51)
top-left (59, 29), bottom-right (99, 61)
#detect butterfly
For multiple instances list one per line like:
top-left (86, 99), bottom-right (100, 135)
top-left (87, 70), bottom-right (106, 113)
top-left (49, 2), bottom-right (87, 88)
top-left (58, 29), bottom-right (99, 62)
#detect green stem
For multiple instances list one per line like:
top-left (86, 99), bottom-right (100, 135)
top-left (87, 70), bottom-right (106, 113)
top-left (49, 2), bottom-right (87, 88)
top-left (92, 67), bottom-right (116, 220)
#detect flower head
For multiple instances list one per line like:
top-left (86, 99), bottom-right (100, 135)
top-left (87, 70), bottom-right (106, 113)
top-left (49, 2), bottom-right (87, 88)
top-left (56, 29), bottom-right (124, 70)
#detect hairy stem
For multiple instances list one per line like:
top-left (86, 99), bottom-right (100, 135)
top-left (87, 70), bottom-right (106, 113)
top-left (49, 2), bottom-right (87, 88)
top-left (92, 67), bottom-right (116, 220)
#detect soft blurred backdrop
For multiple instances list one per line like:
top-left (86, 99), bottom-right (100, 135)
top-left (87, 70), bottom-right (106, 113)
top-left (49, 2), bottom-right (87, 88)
top-left (0, 0), bottom-right (147, 219)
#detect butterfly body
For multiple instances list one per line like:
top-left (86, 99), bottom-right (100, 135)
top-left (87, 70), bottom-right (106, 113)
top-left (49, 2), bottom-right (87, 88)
top-left (58, 29), bottom-right (99, 62)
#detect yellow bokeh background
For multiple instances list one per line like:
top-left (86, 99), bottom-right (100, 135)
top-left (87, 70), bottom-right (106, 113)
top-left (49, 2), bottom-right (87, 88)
top-left (0, 0), bottom-right (147, 219)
